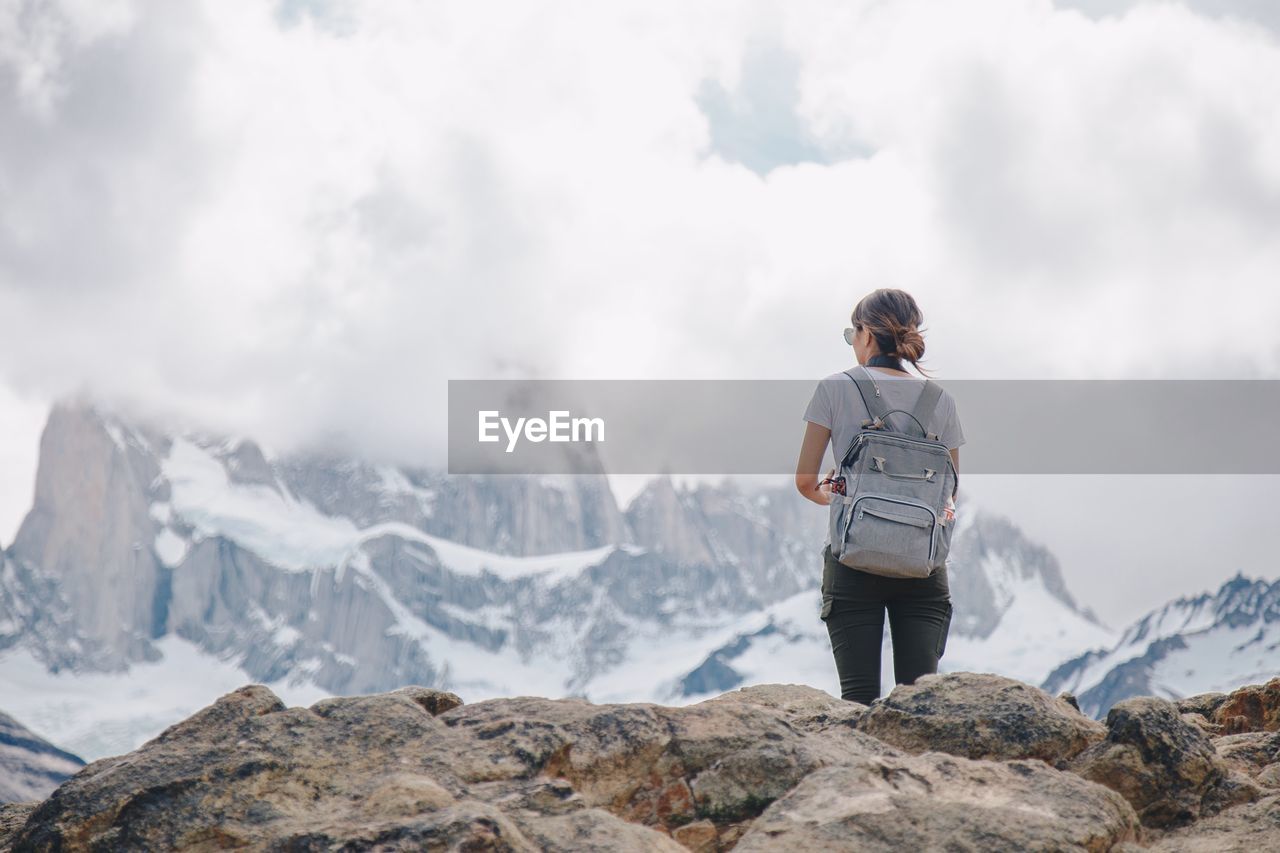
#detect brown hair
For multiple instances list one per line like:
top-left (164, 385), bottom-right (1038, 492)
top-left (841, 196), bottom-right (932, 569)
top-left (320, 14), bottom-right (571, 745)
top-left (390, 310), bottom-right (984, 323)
top-left (851, 288), bottom-right (931, 377)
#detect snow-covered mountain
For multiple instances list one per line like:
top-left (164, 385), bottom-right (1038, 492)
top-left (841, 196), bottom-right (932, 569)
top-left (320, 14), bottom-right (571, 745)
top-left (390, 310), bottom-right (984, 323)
top-left (1042, 574), bottom-right (1280, 718)
top-left (1, 398), bottom-right (1110, 759)
top-left (0, 707), bottom-right (83, 803)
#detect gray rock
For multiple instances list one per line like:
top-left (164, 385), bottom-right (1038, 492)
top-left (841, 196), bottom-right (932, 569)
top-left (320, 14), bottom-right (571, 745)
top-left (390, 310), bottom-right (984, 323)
top-left (1179, 692), bottom-right (1229, 719)
top-left (624, 475), bottom-right (718, 566)
top-left (164, 534), bottom-right (448, 695)
top-left (1071, 697), bottom-right (1262, 828)
top-left (1143, 794), bottom-right (1280, 851)
top-left (1214, 731), bottom-right (1280, 782)
top-left (1259, 764), bottom-right (1280, 788)
top-left (0, 802), bottom-right (37, 851)
top-left (700, 683), bottom-right (868, 734)
top-left (856, 671), bottom-right (1106, 763)
top-left (1182, 712), bottom-right (1223, 737)
top-left (516, 808), bottom-right (686, 851)
top-left (385, 684), bottom-right (465, 716)
top-left (439, 686), bottom-right (893, 837)
top-left (735, 752), bottom-right (1141, 852)
top-left (8, 401), bottom-right (167, 668)
top-left (9, 685), bottom-right (478, 850)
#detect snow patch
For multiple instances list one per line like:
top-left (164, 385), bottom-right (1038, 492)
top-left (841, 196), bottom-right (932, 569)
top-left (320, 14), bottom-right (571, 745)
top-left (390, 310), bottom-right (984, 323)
top-left (375, 525), bottom-right (617, 583)
top-left (0, 636), bottom-right (331, 761)
top-left (945, 574), bottom-right (1116, 685)
top-left (103, 422), bottom-right (127, 453)
top-left (163, 437), bottom-right (360, 571)
top-left (154, 528), bottom-right (188, 566)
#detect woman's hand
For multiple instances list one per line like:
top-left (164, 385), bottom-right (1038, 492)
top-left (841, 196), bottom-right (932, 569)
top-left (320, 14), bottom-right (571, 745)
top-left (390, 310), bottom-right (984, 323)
top-left (796, 421), bottom-right (835, 506)
top-left (816, 468), bottom-right (835, 506)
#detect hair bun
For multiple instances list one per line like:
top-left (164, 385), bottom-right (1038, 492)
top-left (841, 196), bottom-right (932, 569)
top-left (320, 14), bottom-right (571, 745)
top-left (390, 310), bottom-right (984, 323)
top-left (895, 326), bottom-right (925, 360)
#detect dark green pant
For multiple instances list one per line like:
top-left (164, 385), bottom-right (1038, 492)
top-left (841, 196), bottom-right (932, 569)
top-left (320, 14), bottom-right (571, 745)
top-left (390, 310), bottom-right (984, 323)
top-left (820, 544), bottom-right (953, 704)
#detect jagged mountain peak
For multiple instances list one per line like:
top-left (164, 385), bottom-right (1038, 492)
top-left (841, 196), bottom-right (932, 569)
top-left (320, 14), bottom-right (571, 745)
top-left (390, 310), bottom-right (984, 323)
top-left (938, 493), bottom-right (1103, 639)
top-left (9, 400), bottom-right (170, 669)
top-left (0, 707), bottom-right (85, 803)
top-left (1043, 574), bottom-right (1280, 718)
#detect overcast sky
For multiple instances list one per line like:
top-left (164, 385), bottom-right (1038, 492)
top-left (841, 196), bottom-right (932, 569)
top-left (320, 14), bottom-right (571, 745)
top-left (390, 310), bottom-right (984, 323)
top-left (2, 0), bottom-right (1279, 627)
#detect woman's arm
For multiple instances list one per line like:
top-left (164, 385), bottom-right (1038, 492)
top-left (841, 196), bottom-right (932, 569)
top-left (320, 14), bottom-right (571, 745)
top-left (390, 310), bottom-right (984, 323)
top-left (950, 447), bottom-right (960, 499)
top-left (796, 421), bottom-right (835, 506)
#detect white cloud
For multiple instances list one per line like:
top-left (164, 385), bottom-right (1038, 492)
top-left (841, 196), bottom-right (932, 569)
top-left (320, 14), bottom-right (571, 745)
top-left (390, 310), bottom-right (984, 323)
top-left (1, 0), bottom-right (1279, 616)
top-left (3, 0), bottom-right (1277, 455)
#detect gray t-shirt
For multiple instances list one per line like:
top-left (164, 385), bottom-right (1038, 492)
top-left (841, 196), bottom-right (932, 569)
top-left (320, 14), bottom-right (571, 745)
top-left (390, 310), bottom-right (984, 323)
top-left (803, 365), bottom-right (966, 471)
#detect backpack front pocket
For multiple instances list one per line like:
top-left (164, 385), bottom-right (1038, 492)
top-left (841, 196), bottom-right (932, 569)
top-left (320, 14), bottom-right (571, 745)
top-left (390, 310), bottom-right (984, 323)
top-left (838, 495), bottom-right (936, 578)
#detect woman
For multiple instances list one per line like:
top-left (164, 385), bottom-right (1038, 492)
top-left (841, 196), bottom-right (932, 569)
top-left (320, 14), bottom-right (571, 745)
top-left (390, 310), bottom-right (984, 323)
top-left (795, 288), bottom-right (965, 704)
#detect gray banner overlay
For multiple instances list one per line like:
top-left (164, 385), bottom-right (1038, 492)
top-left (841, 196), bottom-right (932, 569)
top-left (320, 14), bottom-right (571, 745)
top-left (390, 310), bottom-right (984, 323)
top-left (448, 379), bottom-right (1280, 474)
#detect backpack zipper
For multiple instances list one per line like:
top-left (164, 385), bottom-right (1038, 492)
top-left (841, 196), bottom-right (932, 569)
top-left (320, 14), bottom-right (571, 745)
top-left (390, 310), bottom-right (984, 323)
top-left (847, 493), bottom-right (939, 564)
top-left (840, 430), bottom-right (955, 472)
top-left (849, 430), bottom-right (948, 454)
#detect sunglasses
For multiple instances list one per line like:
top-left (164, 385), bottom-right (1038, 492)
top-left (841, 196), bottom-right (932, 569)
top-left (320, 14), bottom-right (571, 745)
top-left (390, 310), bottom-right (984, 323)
top-left (843, 324), bottom-right (862, 345)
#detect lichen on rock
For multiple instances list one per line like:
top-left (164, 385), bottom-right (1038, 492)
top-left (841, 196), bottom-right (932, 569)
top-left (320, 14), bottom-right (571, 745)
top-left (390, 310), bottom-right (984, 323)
top-left (1071, 697), bottom-right (1262, 829)
top-left (855, 671), bottom-right (1106, 764)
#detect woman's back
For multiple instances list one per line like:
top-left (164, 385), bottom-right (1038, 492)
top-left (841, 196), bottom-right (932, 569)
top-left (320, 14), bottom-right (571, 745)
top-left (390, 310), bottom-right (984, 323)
top-left (804, 365), bottom-right (965, 473)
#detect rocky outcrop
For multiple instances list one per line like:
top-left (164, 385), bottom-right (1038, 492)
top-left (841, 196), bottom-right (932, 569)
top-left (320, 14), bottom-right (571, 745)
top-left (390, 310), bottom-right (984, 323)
top-left (701, 683), bottom-right (868, 734)
top-left (8, 401), bottom-right (169, 668)
top-left (0, 710), bottom-right (85, 803)
top-left (0, 683), bottom-right (891, 851)
top-left (0, 806), bottom-right (35, 844)
top-left (1213, 677), bottom-right (1280, 735)
top-left (1070, 697), bottom-right (1262, 828)
top-left (736, 754), bottom-right (1139, 851)
top-left (1214, 731), bottom-right (1280, 786)
top-left (856, 672), bottom-right (1106, 763)
top-left (6, 675), bottom-right (1280, 851)
top-left (1144, 795), bottom-right (1280, 851)
top-left (1178, 692), bottom-right (1229, 720)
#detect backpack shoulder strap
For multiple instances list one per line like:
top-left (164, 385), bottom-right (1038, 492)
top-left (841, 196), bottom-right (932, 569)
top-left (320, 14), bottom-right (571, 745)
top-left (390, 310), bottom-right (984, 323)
top-left (911, 380), bottom-right (944, 441)
top-left (843, 366), bottom-right (890, 423)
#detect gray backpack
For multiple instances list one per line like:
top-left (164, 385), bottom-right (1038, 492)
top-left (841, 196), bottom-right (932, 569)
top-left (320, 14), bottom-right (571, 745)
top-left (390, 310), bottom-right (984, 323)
top-left (828, 366), bottom-right (959, 578)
